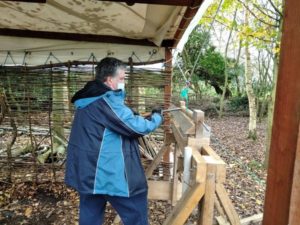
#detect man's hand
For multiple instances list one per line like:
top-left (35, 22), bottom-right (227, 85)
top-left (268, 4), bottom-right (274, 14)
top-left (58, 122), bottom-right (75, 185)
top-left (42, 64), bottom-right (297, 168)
top-left (132, 110), bottom-right (140, 116)
top-left (151, 107), bottom-right (163, 115)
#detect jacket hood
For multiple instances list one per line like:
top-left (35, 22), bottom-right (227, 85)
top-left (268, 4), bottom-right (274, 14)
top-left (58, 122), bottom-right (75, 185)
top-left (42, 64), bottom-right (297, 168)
top-left (71, 80), bottom-right (111, 103)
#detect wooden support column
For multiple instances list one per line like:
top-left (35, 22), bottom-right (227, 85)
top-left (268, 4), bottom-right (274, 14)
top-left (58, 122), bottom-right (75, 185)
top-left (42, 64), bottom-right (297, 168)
top-left (164, 47), bottom-right (172, 132)
top-left (289, 124), bottom-right (300, 225)
top-left (198, 163), bottom-right (216, 225)
top-left (127, 57), bottom-right (134, 107)
top-left (262, 0), bottom-right (300, 224)
top-left (163, 48), bottom-right (172, 179)
top-left (171, 143), bottom-right (179, 206)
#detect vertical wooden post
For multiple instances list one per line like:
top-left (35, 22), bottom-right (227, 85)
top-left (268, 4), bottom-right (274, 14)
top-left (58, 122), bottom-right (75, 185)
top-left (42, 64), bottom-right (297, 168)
top-left (171, 143), bottom-right (179, 206)
top-left (263, 0), bottom-right (300, 224)
top-left (198, 164), bottom-right (216, 225)
top-left (163, 48), bottom-right (172, 179)
top-left (289, 124), bottom-right (300, 225)
top-left (193, 110), bottom-right (204, 139)
top-left (127, 57), bottom-right (134, 107)
top-left (164, 47), bottom-right (172, 133)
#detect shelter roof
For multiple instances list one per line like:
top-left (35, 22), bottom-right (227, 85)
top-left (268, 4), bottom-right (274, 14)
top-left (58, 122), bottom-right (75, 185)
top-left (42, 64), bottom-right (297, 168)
top-left (0, 0), bottom-right (204, 65)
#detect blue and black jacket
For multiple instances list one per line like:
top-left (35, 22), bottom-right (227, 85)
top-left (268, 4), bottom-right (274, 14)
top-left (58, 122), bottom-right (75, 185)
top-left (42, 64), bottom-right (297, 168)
top-left (65, 80), bottom-right (163, 197)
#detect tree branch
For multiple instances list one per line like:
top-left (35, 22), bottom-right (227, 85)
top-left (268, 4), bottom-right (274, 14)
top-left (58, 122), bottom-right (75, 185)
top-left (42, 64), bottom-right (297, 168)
top-left (237, 0), bottom-right (279, 28)
top-left (204, 17), bottom-right (274, 43)
top-left (251, 2), bottom-right (279, 23)
top-left (267, 0), bottom-right (283, 18)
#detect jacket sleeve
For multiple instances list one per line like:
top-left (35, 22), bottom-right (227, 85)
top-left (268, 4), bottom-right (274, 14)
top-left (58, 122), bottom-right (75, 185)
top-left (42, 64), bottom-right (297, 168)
top-left (94, 96), bottom-right (163, 138)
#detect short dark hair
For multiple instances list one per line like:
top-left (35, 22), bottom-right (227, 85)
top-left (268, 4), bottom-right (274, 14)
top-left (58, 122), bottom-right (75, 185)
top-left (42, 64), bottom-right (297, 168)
top-left (95, 57), bottom-right (126, 82)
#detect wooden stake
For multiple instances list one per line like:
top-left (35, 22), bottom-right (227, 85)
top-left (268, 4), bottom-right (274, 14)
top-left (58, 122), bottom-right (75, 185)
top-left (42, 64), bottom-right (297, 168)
top-left (198, 163), bottom-right (216, 225)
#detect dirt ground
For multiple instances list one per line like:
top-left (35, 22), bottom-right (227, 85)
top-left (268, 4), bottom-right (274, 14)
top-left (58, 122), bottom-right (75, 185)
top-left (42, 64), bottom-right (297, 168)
top-left (0, 116), bottom-right (267, 225)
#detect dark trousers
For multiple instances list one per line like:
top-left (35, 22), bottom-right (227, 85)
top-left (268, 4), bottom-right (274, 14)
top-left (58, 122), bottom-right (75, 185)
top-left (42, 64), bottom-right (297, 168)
top-left (79, 192), bottom-right (149, 225)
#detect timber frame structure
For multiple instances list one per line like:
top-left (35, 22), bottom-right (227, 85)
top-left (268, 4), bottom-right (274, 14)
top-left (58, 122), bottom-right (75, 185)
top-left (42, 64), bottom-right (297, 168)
top-left (0, 0), bottom-right (299, 224)
top-left (146, 101), bottom-right (240, 225)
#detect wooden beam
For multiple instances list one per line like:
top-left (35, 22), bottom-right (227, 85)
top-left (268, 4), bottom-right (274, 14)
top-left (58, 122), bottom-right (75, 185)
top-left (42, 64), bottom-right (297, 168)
top-left (163, 48), bottom-right (172, 170)
top-left (263, 0), bottom-right (300, 224)
top-left (163, 182), bottom-right (205, 225)
top-left (171, 123), bottom-right (188, 151)
top-left (6, 59), bottom-right (165, 70)
top-left (0, 28), bottom-right (166, 47)
top-left (148, 180), bottom-right (182, 201)
top-left (216, 183), bottom-right (241, 225)
top-left (170, 110), bottom-right (195, 135)
top-left (193, 109), bottom-right (205, 138)
top-left (188, 137), bottom-right (210, 148)
top-left (192, 149), bottom-right (207, 183)
top-left (201, 146), bottom-right (226, 183)
top-left (198, 163), bottom-right (216, 225)
top-left (217, 213), bottom-right (263, 225)
top-left (145, 145), bottom-right (168, 178)
top-left (98, 0), bottom-right (193, 6)
top-left (289, 124), bottom-right (300, 225)
top-left (164, 47), bottom-right (172, 132)
top-left (241, 213), bottom-right (263, 225)
top-left (173, 0), bottom-right (205, 47)
top-left (1, 0), bottom-right (46, 2)
top-left (215, 216), bottom-right (229, 225)
top-left (171, 144), bottom-right (179, 206)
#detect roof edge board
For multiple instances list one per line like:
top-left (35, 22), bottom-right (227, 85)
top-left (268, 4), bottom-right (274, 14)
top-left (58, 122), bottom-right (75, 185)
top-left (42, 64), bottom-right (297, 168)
top-left (1, 0), bottom-right (46, 3)
top-left (172, 0), bottom-right (205, 47)
top-left (97, 0), bottom-right (193, 6)
top-left (0, 28), bottom-right (175, 47)
top-left (1, 59), bottom-right (165, 69)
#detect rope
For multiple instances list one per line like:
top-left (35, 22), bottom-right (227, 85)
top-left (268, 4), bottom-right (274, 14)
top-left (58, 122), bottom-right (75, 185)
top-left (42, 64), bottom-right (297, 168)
top-left (3, 51), bottom-right (16, 66)
top-left (44, 52), bottom-right (62, 65)
top-left (22, 51), bottom-right (30, 66)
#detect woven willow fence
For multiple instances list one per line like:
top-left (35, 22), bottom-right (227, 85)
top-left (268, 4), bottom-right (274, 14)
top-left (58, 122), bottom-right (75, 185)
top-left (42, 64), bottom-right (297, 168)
top-left (0, 65), bottom-right (171, 184)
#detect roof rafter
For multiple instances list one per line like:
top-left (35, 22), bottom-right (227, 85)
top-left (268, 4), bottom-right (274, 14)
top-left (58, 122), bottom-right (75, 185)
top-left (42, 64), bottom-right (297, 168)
top-left (98, 0), bottom-right (193, 6)
top-left (0, 0), bottom-right (46, 3)
top-left (0, 28), bottom-right (174, 47)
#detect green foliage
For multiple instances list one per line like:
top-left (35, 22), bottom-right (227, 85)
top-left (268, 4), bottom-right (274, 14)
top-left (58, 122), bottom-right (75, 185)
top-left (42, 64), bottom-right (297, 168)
top-left (199, 47), bottom-right (225, 77)
top-left (174, 25), bottom-right (244, 97)
top-left (228, 95), bottom-right (249, 111)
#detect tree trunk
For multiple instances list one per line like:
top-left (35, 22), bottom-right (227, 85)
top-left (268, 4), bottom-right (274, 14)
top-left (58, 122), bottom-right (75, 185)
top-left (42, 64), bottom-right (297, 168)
top-left (235, 41), bottom-right (242, 97)
top-left (219, 8), bottom-right (237, 118)
top-left (264, 15), bottom-right (283, 168)
top-left (244, 9), bottom-right (257, 139)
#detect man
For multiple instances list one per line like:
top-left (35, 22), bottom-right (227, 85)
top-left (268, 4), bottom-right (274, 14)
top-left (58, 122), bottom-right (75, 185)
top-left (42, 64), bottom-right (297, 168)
top-left (180, 80), bottom-right (191, 108)
top-left (65, 57), bottom-right (163, 225)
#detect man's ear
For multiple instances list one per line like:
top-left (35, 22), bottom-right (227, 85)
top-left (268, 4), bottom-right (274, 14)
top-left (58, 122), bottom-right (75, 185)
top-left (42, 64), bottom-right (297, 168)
top-left (106, 76), bottom-right (112, 84)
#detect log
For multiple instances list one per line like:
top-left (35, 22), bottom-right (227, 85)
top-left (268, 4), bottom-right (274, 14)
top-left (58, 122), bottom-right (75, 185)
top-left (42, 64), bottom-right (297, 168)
top-left (240, 213), bottom-right (263, 225)
top-left (37, 145), bottom-right (65, 164)
top-left (216, 213), bottom-right (262, 225)
top-left (11, 142), bottom-right (33, 157)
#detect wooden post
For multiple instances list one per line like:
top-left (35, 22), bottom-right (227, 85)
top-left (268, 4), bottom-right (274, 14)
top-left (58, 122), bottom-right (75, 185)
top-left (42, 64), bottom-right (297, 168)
top-left (171, 143), bottom-right (179, 206)
top-left (127, 57), bottom-right (134, 107)
top-left (145, 144), bottom-right (168, 178)
top-left (198, 163), bottom-right (216, 225)
top-left (164, 150), bottom-right (206, 225)
top-left (164, 47), bottom-right (172, 133)
top-left (263, 0), bottom-right (300, 224)
top-left (216, 183), bottom-right (241, 225)
top-left (163, 48), bottom-right (172, 179)
top-left (289, 124), bottom-right (300, 225)
top-left (193, 109), bottom-right (204, 139)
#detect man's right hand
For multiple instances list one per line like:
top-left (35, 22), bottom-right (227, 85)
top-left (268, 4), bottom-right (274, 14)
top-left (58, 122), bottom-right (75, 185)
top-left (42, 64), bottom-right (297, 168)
top-left (151, 107), bottom-right (162, 115)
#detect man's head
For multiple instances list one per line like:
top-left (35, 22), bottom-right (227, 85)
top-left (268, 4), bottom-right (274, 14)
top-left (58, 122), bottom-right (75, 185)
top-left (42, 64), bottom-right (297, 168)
top-left (95, 57), bottom-right (126, 90)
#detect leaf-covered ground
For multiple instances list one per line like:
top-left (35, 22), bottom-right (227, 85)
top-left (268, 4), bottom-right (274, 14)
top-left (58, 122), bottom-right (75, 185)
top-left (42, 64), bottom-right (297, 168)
top-left (206, 116), bottom-right (267, 219)
top-left (0, 116), bottom-right (267, 224)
